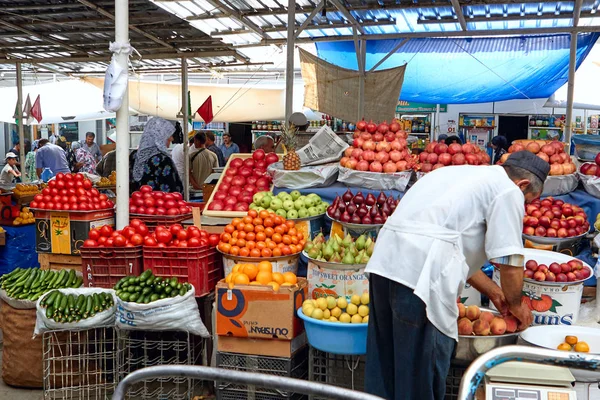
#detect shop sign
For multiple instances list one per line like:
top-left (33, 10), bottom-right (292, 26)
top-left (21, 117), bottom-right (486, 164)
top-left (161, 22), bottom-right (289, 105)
top-left (396, 101), bottom-right (447, 113)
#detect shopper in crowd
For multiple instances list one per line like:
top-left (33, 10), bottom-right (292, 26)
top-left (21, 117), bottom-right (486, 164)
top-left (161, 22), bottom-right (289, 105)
top-left (444, 135), bottom-right (463, 146)
top-left (253, 135), bottom-right (275, 153)
top-left (205, 131), bottom-right (225, 167)
top-left (0, 152), bottom-right (21, 184)
top-left (49, 130), bottom-right (60, 144)
top-left (189, 131), bottom-right (219, 191)
top-left (171, 131), bottom-right (198, 178)
top-left (24, 140), bottom-right (39, 182)
top-left (8, 141), bottom-right (23, 168)
top-left (491, 135), bottom-right (509, 165)
top-left (72, 141), bottom-right (97, 174)
top-left (35, 139), bottom-right (71, 178)
top-left (437, 133), bottom-right (448, 143)
top-left (56, 136), bottom-right (77, 172)
top-left (82, 132), bottom-right (102, 162)
top-left (365, 151), bottom-right (547, 400)
top-left (129, 117), bottom-right (183, 194)
top-left (218, 133), bottom-right (239, 162)
top-left (96, 133), bottom-right (117, 177)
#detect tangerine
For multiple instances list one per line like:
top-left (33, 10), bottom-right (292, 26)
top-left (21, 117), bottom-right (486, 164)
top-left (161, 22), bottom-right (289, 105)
top-left (250, 248), bottom-right (261, 257)
top-left (255, 232), bottom-right (266, 242)
top-left (565, 336), bottom-right (578, 345)
top-left (243, 216), bottom-right (253, 225)
top-left (267, 281), bottom-right (280, 292)
top-left (237, 238), bottom-right (246, 248)
top-left (237, 231), bottom-right (246, 240)
top-left (225, 273), bottom-right (233, 283)
top-left (258, 261), bottom-right (273, 272)
top-left (264, 227), bottom-right (275, 237)
top-left (272, 248), bottom-right (282, 257)
top-left (232, 218), bottom-right (242, 226)
top-left (256, 271), bottom-right (272, 285)
top-left (239, 247), bottom-right (250, 257)
top-left (221, 232), bottom-right (231, 242)
top-left (274, 226), bottom-right (285, 235)
top-left (288, 228), bottom-right (297, 236)
top-left (282, 235), bottom-right (291, 245)
top-left (246, 240), bottom-right (256, 250)
top-left (230, 246), bottom-right (240, 256)
top-left (263, 217), bottom-right (274, 227)
top-left (243, 264), bottom-right (259, 280)
top-left (256, 241), bottom-right (267, 250)
top-left (252, 218), bottom-right (263, 226)
top-left (224, 224), bottom-right (235, 234)
top-left (250, 281), bottom-right (262, 286)
top-left (272, 233), bottom-right (282, 243)
top-left (574, 342), bottom-right (590, 353)
top-left (234, 273), bottom-right (250, 285)
top-left (232, 264), bottom-right (243, 274)
top-left (254, 225), bottom-right (265, 233)
top-left (248, 209), bottom-right (258, 218)
top-left (258, 210), bottom-right (270, 219)
top-left (557, 342), bottom-right (572, 351)
top-left (219, 243), bottom-right (231, 254)
top-left (244, 224), bottom-right (254, 233)
top-left (261, 248), bottom-right (272, 257)
top-left (237, 223), bottom-right (245, 231)
top-left (272, 272), bottom-right (285, 285)
top-left (231, 231), bottom-right (239, 239)
top-left (267, 241), bottom-right (277, 250)
top-left (246, 232), bottom-right (256, 242)
top-left (282, 272), bottom-right (297, 285)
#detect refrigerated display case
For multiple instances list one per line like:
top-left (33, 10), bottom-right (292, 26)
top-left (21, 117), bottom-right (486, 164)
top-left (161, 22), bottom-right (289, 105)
top-left (459, 113), bottom-right (496, 160)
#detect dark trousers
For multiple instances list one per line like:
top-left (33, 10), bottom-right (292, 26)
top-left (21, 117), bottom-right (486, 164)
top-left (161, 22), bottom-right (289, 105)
top-left (365, 274), bottom-right (455, 400)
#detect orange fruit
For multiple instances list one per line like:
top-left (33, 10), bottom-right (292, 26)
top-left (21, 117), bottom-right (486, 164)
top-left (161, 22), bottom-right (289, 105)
top-left (250, 281), bottom-right (262, 286)
top-left (232, 264), bottom-right (242, 274)
top-left (286, 220), bottom-right (295, 229)
top-left (248, 209), bottom-right (258, 218)
top-left (237, 231), bottom-right (246, 240)
top-left (224, 224), bottom-right (235, 234)
top-left (274, 226), bottom-right (285, 235)
top-left (243, 264), bottom-right (259, 280)
top-left (267, 241), bottom-right (276, 250)
top-left (256, 232), bottom-right (266, 242)
top-left (297, 233), bottom-right (304, 240)
top-left (245, 240), bottom-right (256, 250)
top-left (273, 216), bottom-right (283, 226)
top-left (281, 282), bottom-right (292, 287)
top-left (231, 218), bottom-right (242, 227)
top-left (267, 281), bottom-right (280, 292)
top-left (232, 231), bottom-right (239, 239)
top-left (272, 272), bottom-right (285, 285)
top-left (574, 342), bottom-right (590, 353)
top-left (283, 272), bottom-right (297, 285)
top-left (291, 236), bottom-right (298, 245)
top-left (230, 238), bottom-right (238, 246)
top-left (256, 271), bottom-right (272, 285)
top-left (258, 261), bottom-right (273, 272)
top-left (254, 225), bottom-right (264, 233)
top-left (256, 241), bottom-right (266, 250)
top-left (246, 232), bottom-right (256, 242)
top-left (234, 273), bottom-right (250, 285)
top-left (565, 336), bottom-right (578, 346)
top-left (225, 273), bottom-right (233, 283)
top-left (264, 227), bottom-right (274, 238)
top-left (282, 245), bottom-right (291, 255)
top-left (230, 246), bottom-right (240, 256)
top-left (239, 247), bottom-right (250, 257)
top-left (250, 248), bottom-right (261, 258)
top-left (253, 218), bottom-right (263, 226)
top-left (258, 210), bottom-right (269, 219)
top-left (237, 223), bottom-right (245, 231)
top-left (261, 248), bottom-right (272, 257)
top-left (244, 224), bottom-right (254, 233)
top-left (272, 247), bottom-right (282, 257)
top-left (221, 232), bottom-right (231, 243)
top-left (288, 228), bottom-right (297, 236)
top-left (219, 243), bottom-right (231, 254)
top-left (237, 238), bottom-right (246, 248)
top-left (282, 235), bottom-right (291, 245)
top-left (243, 216), bottom-right (253, 225)
top-left (557, 342), bottom-right (572, 351)
top-left (263, 217), bottom-right (274, 227)
top-left (272, 233), bottom-right (282, 243)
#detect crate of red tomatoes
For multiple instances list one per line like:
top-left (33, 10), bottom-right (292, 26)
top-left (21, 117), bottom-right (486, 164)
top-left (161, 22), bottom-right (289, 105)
top-left (129, 185), bottom-right (192, 227)
top-left (143, 224), bottom-right (222, 297)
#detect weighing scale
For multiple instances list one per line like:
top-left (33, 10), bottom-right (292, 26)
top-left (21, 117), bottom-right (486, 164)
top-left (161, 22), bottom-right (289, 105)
top-left (485, 361), bottom-right (576, 400)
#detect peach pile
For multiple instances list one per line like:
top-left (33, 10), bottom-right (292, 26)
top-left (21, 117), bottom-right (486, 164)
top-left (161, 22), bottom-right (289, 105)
top-left (457, 304), bottom-right (518, 336)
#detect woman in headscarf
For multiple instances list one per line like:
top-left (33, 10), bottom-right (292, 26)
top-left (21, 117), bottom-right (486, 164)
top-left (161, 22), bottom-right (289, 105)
top-left (72, 141), bottom-right (97, 174)
top-left (24, 139), bottom-right (38, 182)
top-left (491, 135), bottom-right (509, 165)
top-left (129, 117), bottom-right (183, 193)
top-left (57, 136), bottom-right (78, 172)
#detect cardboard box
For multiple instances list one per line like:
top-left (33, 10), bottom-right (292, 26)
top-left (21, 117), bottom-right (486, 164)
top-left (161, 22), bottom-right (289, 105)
top-left (217, 333), bottom-right (307, 358)
top-left (216, 278), bottom-right (307, 340)
top-left (35, 209), bottom-right (115, 255)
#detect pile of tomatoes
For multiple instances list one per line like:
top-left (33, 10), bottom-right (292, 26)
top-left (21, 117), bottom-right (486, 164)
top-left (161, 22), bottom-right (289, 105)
top-left (82, 219), bottom-right (220, 248)
top-left (30, 173), bottom-right (113, 211)
top-left (129, 185), bottom-right (192, 216)
top-left (217, 209), bottom-right (306, 258)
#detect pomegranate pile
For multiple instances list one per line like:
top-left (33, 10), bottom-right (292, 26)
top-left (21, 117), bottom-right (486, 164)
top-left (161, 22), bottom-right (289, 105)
top-left (340, 119), bottom-right (416, 173)
top-left (579, 153), bottom-right (600, 177)
top-left (457, 304), bottom-right (519, 336)
top-left (501, 140), bottom-right (575, 175)
top-left (523, 197), bottom-right (589, 238)
top-left (417, 141), bottom-right (491, 173)
top-left (207, 150), bottom-right (279, 212)
top-left (327, 189), bottom-right (399, 225)
top-left (525, 259), bottom-right (591, 283)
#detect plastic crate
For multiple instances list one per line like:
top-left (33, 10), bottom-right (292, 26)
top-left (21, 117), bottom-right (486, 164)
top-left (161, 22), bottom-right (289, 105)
top-left (80, 246), bottom-right (143, 288)
top-left (143, 246), bottom-right (223, 297)
top-left (308, 346), bottom-right (365, 400)
top-left (129, 213), bottom-right (192, 228)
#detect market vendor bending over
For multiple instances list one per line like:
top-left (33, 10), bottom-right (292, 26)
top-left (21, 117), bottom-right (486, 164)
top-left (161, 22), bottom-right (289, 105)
top-left (364, 150), bottom-right (549, 400)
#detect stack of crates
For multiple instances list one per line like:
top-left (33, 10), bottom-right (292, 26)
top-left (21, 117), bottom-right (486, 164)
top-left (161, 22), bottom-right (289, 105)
top-left (308, 347), bottom-right (366, 400)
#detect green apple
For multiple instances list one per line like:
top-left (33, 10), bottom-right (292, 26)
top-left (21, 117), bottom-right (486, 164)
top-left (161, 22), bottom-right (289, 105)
top-left (286, 209), bottom-right (299, 219)
top-left (260, 195), bottom-right (272, 208)
top-left (297, 195), bottom-right (307, 202)
top-left (282, 194), bottom-right (293, 203)
top-left (303, 197), bottom-right (315, 208)
top-left (249, 203), bottom-right (257, 210)
top-left (290, 190), bottom-right (301, 200)
top-left (253, 192), bottom-right (265, 204)
top-left (316, 204), bottom-right (327, 214)
top-left (308, 206), bottom-right (320, 216)
top-left (270, 198), bottom-right (283, 210)
top-left (297, 207), bottom-right (309, 218)
top-left (294, 199), bottom-right (304, 210)
top-left (321, 201), bottom-right (329, 208)
top-left (275, 209), bottom-right (287, 217)
top-left (277, 192), bottom-right (288, 200)
top-left (255, 206), bottom-right (265, 212)
top-left (283, 199), bottom-right (295, 211)
top-left (307, 193), bottom-right (322, 204)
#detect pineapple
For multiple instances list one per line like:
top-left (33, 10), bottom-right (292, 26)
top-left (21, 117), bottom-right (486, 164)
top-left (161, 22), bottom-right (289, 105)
top-left (281, 123), bottom-right (301, 170)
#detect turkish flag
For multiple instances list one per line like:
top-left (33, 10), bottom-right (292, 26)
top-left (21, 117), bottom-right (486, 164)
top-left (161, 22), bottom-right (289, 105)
top-left (197, 96), bottom-right (213, 124)
top-left (31, 95), bottom-right (42, 122)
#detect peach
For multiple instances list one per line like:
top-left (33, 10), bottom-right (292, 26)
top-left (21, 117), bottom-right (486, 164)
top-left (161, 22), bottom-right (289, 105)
top-left (466, 305), bottom-right (481, 321)
top-left (458, 318), bottom-right (473, 335)
top-left (504, 316), bottom-right (518, 333)
top-left (457, 303), bottom-right (466, 318)
top-left (479, 311), bottom-right (494, 324)
top-left (490, 317), bottom-right (507, 335)
top-left (473, 319), bottom-right (491, 336)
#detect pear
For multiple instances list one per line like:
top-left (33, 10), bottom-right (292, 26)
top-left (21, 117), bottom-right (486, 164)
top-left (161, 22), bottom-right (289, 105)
top-left (331, 252), bottom-right (342, 263)
top-left (323, 244), bottom-right (334, 259)
top-left (314, 242), bottom-right (323, 251)
top-left (365, 237), bottom-right (373, 249)
top-left (313, 233), bottom-right (326, 245)
top-left (366, 241), bottom-right (375, 257)
top-left (307, 247), bottom-right (320, 259)
top-left (342, 252), bottom-right (355, 265)
top-left (359, 253), bottom-right (370, 264)
top-left (349, 244), bottom-right (358, 257)
top-left (331, 240), bottom-right (341, 253)
top-left (355, 234), bottom-right (366, 251)
top-left (342, 233), bottom-right (353, 248)
top-left (304, 242), bottom-right (314, 252)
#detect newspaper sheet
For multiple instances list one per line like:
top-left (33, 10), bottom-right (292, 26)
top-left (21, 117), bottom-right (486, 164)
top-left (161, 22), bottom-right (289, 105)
top-left (297, 125), bottom-right (349, 166)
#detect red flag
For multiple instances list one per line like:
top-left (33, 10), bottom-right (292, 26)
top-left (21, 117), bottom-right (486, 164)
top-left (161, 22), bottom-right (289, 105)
top-left (31, 95), bottom-right (42, 122)
top-left (196, 95), bottom-right (213, 124)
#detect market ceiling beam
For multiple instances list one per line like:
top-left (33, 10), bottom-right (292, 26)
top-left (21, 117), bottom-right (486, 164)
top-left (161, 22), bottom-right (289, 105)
top-left (294, 1), bottom-right (324, 39)
top-left (328, 0), bottom-right (365, 35)
top-left (418, 10), bottom-right (598, 24)
top-left (195, 0), bottom-right (270, 40)
top-left (211, 19), bottom-right (396, 36)
top-left (572, 0), bottom-right (583, 27)
top-left (0, 20), bottom-right (85, 54)
top-left (450, 0), bottom-right (468, 31)
top-left (0, 1), bottom-right (147, 11)
top-left (368, 38), bottom-right (409, 72)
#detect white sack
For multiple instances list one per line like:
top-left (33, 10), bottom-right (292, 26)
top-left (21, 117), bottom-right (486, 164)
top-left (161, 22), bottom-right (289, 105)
top-left (268, 162), bottom-right (339, 189)
top-left (337, 166), bottom-right (412, 191)
top-left (542, 174), bottom-right (579, 196)
top-left (578, 173), bottom-right (600, 198)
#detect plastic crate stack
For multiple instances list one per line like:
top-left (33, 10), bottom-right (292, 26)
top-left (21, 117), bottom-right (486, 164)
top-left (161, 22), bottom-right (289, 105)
top-left (307, 347), bottom-right (366, 400)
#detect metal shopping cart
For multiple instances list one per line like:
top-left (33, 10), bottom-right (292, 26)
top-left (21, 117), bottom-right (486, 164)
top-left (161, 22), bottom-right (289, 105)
top-left (112, 365), bottom-right (384, 400)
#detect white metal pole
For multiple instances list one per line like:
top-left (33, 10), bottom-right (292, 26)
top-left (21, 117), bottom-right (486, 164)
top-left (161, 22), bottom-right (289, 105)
top-left (181, 57), bottom-right (190, 201)
top-left (565, 32), bottom-right (577, 149)
top-left (583, 109), bottom-right (588, 134)
top-left (434, 104), bottom-right (441, 142)
top-left (285, 0), bottom-right (295, 124)
top-left (115, 0), bottom-right (129, 229)
top-left (358, 40), bottom-right (366, 120)
top-left (16, 63), bottom-right (25, 176)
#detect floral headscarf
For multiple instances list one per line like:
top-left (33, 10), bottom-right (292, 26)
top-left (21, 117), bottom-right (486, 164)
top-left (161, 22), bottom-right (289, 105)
top-left (133, 117), bottom-right (175, 182)
top-left (71, 141), bottom-right (82, 151)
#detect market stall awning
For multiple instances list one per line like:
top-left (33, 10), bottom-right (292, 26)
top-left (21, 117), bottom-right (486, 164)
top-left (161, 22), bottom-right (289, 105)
top-left (315, 33), bottom-right (600, 104)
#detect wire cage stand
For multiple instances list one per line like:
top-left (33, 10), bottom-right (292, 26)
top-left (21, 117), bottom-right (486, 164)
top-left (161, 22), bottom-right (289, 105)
top-left (42, 326), bottom-right (117, 400)
top-left (308, 347), bottom-right (366, 400)
top-left (116, 328), bottom-right (204, 400)
top-left (216, 346), bottom-right (309, 400)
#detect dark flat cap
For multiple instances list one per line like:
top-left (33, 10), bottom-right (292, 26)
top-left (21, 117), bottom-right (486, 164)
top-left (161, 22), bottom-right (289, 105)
top-left (503, 150), bottom-right (550, 182)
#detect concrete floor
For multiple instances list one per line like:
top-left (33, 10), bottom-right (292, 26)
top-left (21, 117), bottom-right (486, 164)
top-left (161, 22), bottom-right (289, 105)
top-left (0, 344), bottom-right (44, 400)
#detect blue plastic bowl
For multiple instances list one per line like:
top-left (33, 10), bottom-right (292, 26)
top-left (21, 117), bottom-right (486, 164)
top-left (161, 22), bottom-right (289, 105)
top-left (297, 308), bottom-right (368, 355)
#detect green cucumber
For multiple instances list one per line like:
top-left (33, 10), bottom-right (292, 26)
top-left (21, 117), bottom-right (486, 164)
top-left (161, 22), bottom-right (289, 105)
top-left (24, 269), bottom-right (38, 289)
top-left (71, 277), bottom-right (83, 288)
top-left (140, 270), bottom-right (153, 281)
top-left (67, 294), bottom-right (75, 311)
top-left (119, 292), bottom-right (131, 302)
top-left (59, 294), bottom-right (68, 312)
top-left (169, 277), bottom-right (178, 288)
top-left (142, 287), bottom-right (152, 295)
top-left (46, 306), bottom-right (55, 319)
top-left (150, 293), bottom-right (159, 302)
top-left (92, 294), bottom-right (100, 311)
top-left (129, 293), bottom-right (140, 302)
top-left (54, 270), bottom-right (67, 287)
top-left (84, 296), bottom-right (93, 316)
top-left (53, 292), bottom-right (64, 310)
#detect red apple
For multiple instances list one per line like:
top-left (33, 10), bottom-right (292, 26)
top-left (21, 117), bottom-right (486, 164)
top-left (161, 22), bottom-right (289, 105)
top-left (538, 264), bottom-right (549, 274)
top-left (535, 226), bottom-right (547, 237)
top-left (549, 263), bottom-right (561, 275)
top-left (556, 273), bottom-right (568, 282)
top-left (524, 270), bottom-right (535, 279)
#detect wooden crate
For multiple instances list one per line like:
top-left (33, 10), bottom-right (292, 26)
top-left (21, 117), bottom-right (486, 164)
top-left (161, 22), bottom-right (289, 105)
top-left (39, 253), bottom-right (82, 272)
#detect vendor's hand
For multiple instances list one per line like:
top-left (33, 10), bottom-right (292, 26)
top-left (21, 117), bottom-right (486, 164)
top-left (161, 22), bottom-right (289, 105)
top-left (509, 301), bottom-right (533, 331)
top-left (488, 289), bottom-right (509, 316)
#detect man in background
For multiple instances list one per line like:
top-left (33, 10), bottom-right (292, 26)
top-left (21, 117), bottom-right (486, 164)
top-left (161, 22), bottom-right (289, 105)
top-left (190, 131), bottom-right (218, 191)
top-left (205, 131), bottom-right (225, 167)
top-left (35, 139), bottom-right (71, 177)
top-left (218, 132), bottom-right (239, 163)
top-left (81, 132), bottom-right (102, 162)
top-left (171, 132), bottom-right (198, 178)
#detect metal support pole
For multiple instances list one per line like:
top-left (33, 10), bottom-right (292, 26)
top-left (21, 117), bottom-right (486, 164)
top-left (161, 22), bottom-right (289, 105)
top-left (16, 63), bottom-right (25, 176)
top-left (434, 104), bottom-right (441, 142)
top-left (285, 0), bottom-right (295, 124)
top-left (358, 40), bottom-right (366, 120)
top-left (181, 57), bottom-right (190, 201)
top-left (583, 109), bottom-right (588, 134)
top-left (564, 32), bottom-right (577, 149)
top-left (115, 0), bottom-right (129, 229)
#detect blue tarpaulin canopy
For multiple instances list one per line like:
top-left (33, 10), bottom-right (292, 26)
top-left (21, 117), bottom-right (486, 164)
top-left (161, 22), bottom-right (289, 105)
top-left (315, 33), bottom-right (600, 104)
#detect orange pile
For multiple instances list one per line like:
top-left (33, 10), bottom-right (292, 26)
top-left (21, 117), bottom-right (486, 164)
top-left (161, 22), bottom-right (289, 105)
top-left (218, 209), bottom-right (306, 257)
top-left (225, 261), bottom-right (298, 291)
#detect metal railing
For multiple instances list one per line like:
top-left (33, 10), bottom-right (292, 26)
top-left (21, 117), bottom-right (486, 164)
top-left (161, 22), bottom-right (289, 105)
top-left (458, 345), bottom-right (600, 400)
top-left (112, 365), bottom-right (384, 400)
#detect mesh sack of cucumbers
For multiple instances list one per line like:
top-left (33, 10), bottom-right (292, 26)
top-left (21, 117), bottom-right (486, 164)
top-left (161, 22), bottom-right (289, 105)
top-left (0, 268), bottom-right (83, 309)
